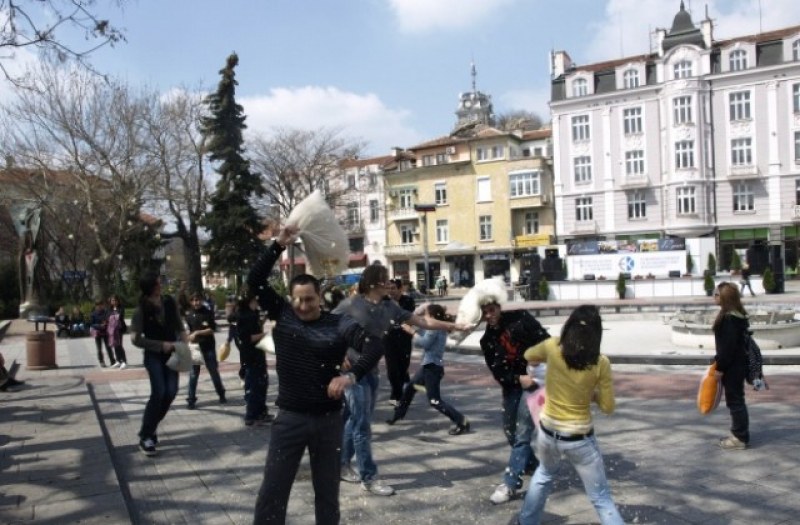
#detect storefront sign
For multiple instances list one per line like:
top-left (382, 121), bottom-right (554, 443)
top-left (568, 251), bottom-right (686, 278)
top-left (514, 233), bottom-right (552, 248)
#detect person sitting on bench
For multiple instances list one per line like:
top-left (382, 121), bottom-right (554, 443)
top-left (55, 306), bottom-right (71, 338)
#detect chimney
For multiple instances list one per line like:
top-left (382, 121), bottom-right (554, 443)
top-left (551, 51), bottom-right (573, 78)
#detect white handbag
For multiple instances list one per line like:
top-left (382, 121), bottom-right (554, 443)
top-left (189, 343), bottom-right (204, 366)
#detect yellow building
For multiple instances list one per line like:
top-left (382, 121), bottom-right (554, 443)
top-left (383, 126), bottom-right (554, 291)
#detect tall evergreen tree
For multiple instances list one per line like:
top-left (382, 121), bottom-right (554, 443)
top-left (201, 53), bottom-right (265, 285)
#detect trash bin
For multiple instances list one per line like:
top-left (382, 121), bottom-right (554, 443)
top-left (26, 330), bottom-right (57, 370)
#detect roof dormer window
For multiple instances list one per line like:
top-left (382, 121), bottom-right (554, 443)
top-left (674, 60), bottom-right (693, 79)
top-left (793, 39), bottom-right (800, 61)
top-left (623, 69), bottom-right (640, 89)
top-left (572, 78), bottom-right (588, 97)
top-left (729, 49), bottom-right (748, 71)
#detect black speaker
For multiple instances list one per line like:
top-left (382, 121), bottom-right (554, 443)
top-left (668, 270), bottom-right (681, 278)
top-left (584, 274), bottom-right (596, 281)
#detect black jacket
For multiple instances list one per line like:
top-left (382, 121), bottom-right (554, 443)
top-left (480, 310), bottom-right (550, 392)
top-left (714, 312), bottom-right (749, 373)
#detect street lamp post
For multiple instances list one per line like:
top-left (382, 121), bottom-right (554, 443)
top-left (414, 203), bottom-right (436, 293)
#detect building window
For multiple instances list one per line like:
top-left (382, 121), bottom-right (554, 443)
top-left (623, 107), bottom-right (642, 135)
top-left (435, 219), bottom-right (449, 243)
top-left (369, 171), bottom-right (377, 188)
top-left (399, 159), bottom-right (412, 171)
top-left (676, 186), bottom-right (696, 215)
top-left (434, 182), bottom-right (447, 205)
top-left (674, 60), bottom-right (693, 79)
top-left (627, 190), bottom-right (647, 219)
top-left (795, 131), bottom-right (800, 162)
top-left (524, 212), bottom-right (539, 234)
top-left (731, 138), bottom-right (753, 166)
top-left (479, 215), bottom-right (493, 241)
top-left (623, 69), bottom-right (639, 88)
top-left (477, 177), bottom-right (492, 202)
top-left (509, 171), bottom-right (541, 197)
top-left (347, 173), bottom-right (356, 189)
top-left (422, 155), bottom-right (434, 166)
top-left (793, 39), bottom-right (800, 61)
top-left (346, 202), bottom-right (359, 228)
top-left (575, 197), bottom-right (593, 221)
top-left (625, 150), bottom-right (645, 175)
top-left (369, 200), bottom-right (379, 223)
top-left (491, 145), bottom-right (504, 159)
top-left (675, 140), bottom-right (695, 169)
top-left (572, 115), bottom-right (590, 141)
top-left (399, 189), bottom-right (414, 209)
top-left (400, 224), bottom-right (414, 244)
top-left (729, 49), bottom-right (748, 71)
top-left (572, 78), bottom-right (588, 97)
top-left (796, 179), bottom-right (800, 204)
top-left (673, 96), bottom-right (693, 124)
top-left (435, 153), bottom-right (447, 165)
top-left (729, 91), bottom-right (751, 121)
top-left (476, 147), bottom-right (488, 161)
top-left (574, 156), bottom-right (592, 183)
top-left (793, 84), bottom-right (800, 113)
top-left (733, 182), bottom-right (754, 212)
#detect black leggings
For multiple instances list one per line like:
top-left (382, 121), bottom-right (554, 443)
top-left (95, 335), bottom-right (114, 364)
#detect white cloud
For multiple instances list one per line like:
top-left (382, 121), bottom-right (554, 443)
top-left (240, 86), bottom-right (423, 156)
top-left (583, 0), bottom-right (800, 64)
top-left (388, 0), bottom-right (515, 33)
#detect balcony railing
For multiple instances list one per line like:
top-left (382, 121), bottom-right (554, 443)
top-left (388, 207), bottom-right (420, 221)
top-left (384, 243), bottom-right (421, 256)
top-left (572, 220), bottom-right (597, 234)
top-left (619, 174), bottom-right (650, 189)
top-left (342, 220), bottom-right (364, 234)
top-left (728, 164), bottom-right (759, 178)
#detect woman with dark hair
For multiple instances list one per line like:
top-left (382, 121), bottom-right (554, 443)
top-left (130, 273), bottom-right (187, 457)
top-left (712, 281), bottom-right (750, 450)
top-left (90, 299), bottom-right (114, 367)
top-left (107, 294), bottom-right (128, 369)
top-left (518, 305), bottom-right (623, 525)
top-left (233, 293), bottom-right (271, 425)
top-left (386, 303), bottom-right (469, 435)
top-left (185, 291), bottom-right (226, 409)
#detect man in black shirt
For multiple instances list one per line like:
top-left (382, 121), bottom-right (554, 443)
top-left (249, 225), bottom-right (384, 525)
top-left (184, 292), bottom-right (226, 409)
top-left (384, 279), bottom-right (415, 405)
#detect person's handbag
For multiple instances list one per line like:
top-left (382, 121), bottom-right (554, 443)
top-left (256, 335), bottom-right (274, 353)
top-left (189, 343), bottom-right (204, 366)
top-left (218, 340), bottom-right (231, 362)
top-left (697, 361), bottom-right (723, 414)
top-left (166, 343), bottom-right (193, 372)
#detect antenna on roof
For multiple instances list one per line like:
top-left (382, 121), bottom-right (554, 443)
top-left (758, 0), bottom-right (763, 33)
top-left (470, 57), bottom-right (477, 93)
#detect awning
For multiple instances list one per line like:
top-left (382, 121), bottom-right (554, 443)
top-left (348, 253), bottom-right (368, 267)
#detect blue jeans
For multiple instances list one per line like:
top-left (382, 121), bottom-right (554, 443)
top-left (394, 364), bottom-right (465, 425)
top-left (502, 388), bottom-right (536, 490)
top-left (254, 410), bottom-right (342, 525)
top-left (187, 345), bottom-right (226, 404)
top-left (341, 372), bottom-right (378, 482)
top-left (518, 429), bottom-right (623, 525)
top-left (139, 352), bottom-right (179, 440)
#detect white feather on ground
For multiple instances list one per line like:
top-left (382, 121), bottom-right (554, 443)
top-left (285, 190), bottom-right (349, 277)
top-left (449, 276), bottom-right (508, 345)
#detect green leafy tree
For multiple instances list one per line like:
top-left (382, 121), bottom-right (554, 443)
top-left (616, 272), bottom-right (627, 299)
top-left (538, 276), bottom-right (549, 301)
top-left (703, 273), bottom-right (715, 296)
top-left (707, 253), bottom-right (717, 276)
top-left (731, 251), bottom-right (743, 273)
top-left (201, 53), bottom-right (265, 288)
top-left (685, 252), bottom-right (694, 275)
top-left (762, 267), bottom-right (776, 293)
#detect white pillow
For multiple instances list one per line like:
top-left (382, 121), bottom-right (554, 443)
top-left (286, 190), bottom-right (349, 277)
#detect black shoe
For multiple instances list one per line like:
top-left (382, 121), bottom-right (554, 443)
top-left (187, 401), bottom-right (197, 410)
top-left (219, 395), bottom-right (227, 404)
top-left (139, 438), bottom-right (157, 457)
top-left (385, 415), bottom-right (400, 426)
top-left (449, 419), bottom-right (470, 436)
top-left (256, 413), bottom-right (274, 425)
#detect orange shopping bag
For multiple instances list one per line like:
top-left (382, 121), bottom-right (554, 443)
top-left (697, 361), bottom-right (723, 415)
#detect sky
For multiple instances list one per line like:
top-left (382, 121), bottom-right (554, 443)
top-left (5, 0), bottom-right (800, 157)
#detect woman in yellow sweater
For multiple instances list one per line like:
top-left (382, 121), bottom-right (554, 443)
top-left (517, 305), bottom-right (624, 525)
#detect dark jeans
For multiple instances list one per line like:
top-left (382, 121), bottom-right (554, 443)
top-left (112, 344), bottom-right (127, 364)
top-left (385, 336), bottom-right (412, 400)
top-left (740, 280), bottom-right (755, 296)
top-left (502, 388), bottom-right (537, 490)
top-left (139, 352), bottom-right (179, 440)
top-left (94, 335), bottom-right (114, 364)
top-left (187, 345), bottom-right (226, 404)
top-left (722, 365), bottom-right (749, 443)
top-left (394, 363), bottom-right (465, 425)
top-left (253, 410), bottom-right (343, 525)
top-left (244, 354), bottom-right (267, 420)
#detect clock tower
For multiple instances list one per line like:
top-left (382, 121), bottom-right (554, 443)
top-left (454, 61), bottom-right (495, 131)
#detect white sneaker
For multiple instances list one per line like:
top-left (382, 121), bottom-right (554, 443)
top-left (119, 362), bottom-right (127, 370)
top-left (110, 362), bottom-right (121, 369)
top-left (490, 483), bottom-right (515, 504)
top-left (341, 464), bottom-right (360, 483)
top-left (361, 479), bottom-right (395, 496)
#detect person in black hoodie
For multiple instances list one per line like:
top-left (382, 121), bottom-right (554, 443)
top-left (233, 293), bottom-right (270, 426)
top-left (480, 301), bottom-right (550, 505)
top-left (384, 278), bottom-right (415, 405)
top-left (248, 225), bottom-right (386, 525)
top-left (712, 281), bottom-right (750, 450)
